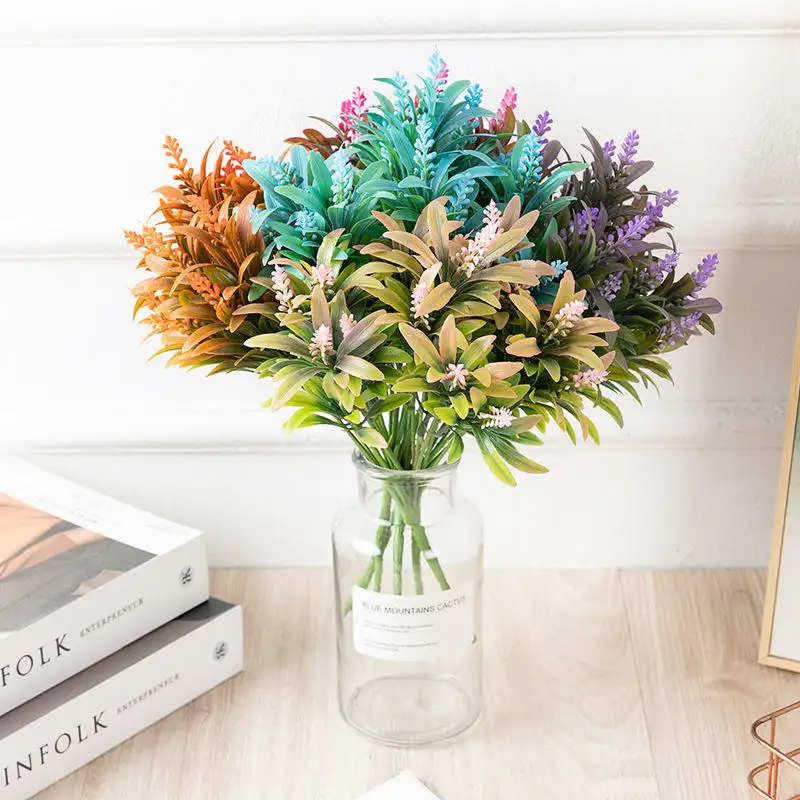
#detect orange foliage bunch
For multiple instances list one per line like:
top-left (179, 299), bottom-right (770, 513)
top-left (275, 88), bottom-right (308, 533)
top-left (124, 137), bottom-right (278, 374)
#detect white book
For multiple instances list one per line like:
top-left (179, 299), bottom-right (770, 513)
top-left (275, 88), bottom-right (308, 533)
top-left (0, 457), bottom-right (209, 715)
top-left (0, 598), bottom-right (243, 800)
top-left (357, 772), bottom-right (443, 800)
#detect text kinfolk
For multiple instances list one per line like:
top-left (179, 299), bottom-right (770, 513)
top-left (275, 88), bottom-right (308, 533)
top-left (0, 712), bottom-right (107, 789)
top-left (0, 635), bottom-right (71, 689)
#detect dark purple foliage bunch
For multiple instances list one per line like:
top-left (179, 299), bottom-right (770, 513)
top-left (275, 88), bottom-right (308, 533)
top-left (545, 123), bottom-right (721, 394)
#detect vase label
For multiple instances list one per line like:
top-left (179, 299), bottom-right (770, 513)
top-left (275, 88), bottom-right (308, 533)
top-left (351, 585), bottom-right (475, 662)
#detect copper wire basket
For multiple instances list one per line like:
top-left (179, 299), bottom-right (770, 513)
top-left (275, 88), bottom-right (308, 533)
top-left (750, 700), bottom-right (800, 798)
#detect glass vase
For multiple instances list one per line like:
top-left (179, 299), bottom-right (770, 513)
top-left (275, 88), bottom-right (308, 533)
top-left (332, 452), bottom-right (483, 746)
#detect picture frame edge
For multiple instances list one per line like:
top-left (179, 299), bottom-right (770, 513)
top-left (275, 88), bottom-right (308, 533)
top-left (759, 304), bottom-right (800, 669)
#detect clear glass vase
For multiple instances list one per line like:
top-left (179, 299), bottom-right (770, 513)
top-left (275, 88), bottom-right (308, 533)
top-left (332, 452), bottom-right (483, 746)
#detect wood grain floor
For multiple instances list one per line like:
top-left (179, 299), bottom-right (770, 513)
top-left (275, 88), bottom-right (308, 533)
top-left (37, 570), bottom-right (800, 800)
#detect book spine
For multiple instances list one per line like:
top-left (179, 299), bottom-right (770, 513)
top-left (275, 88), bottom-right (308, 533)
top-left (0, 537), bottom-right (210, 716)
top-left (0, 605), bottom-right (243, 800)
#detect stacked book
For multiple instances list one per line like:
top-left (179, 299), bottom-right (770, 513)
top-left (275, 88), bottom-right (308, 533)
top-left (0, 457), bottom-right (243, 799)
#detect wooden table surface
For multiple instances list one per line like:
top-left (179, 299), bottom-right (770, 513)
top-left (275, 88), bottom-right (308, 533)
top-left (38, 570), bottom-right (800, 800)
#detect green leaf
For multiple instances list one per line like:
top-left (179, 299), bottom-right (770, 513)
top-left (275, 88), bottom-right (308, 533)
top-left (336, 355), bottom-right (384, 381)
top-left (475, 433), bottom-right (517, 486)
top-left (365, 284), bottom-right (411, 315)
top-left (383, 231), bottom-right (438, 267)
top-left (551, 346), bottom-right (604, 371)
top-left (539, 357), bottom-right (560, 382)
top-left (393, 377), bottom-right (431, 392)
top-left (575, 317), bottom-right (619, 335)
top-left (438, 315), bottom-right (458, 364)
top-left (516, 431), bottom-right (543, 446)
top-left (274, 184), bottom-right (327, 215)
top-left (433, 406), bottom-right (458, 425)
top-left (310, 285), bottom-right (331, 330)
top-left (506, 337), bottom-right (541, 357)
top-left (461, 335), bottom-right (496, 369)
top-left (285, 407), bottom-right (316, 433)
top-left (426, 200), bottom-right (450, 262)
top-left (367, 395), bottom-right (412, 416)
top-left (355, 428), bottom-right (388, 449)
top-left (596, 395), bottom-right (624, 428)
top-left (469, 386), bottom-right (487, 412)
top-left (334, 370), bottom-right (350, 389)
top-left (339, 263), bottom-right (399, 291)
top-left (244, 332), bottom-right (310, 358)
top-left (308, 151), bottom-right (333, 198)
top-left (317, 228), bottom-right (345, 268)
top-left (555, 411), bottom-right (577, 444)
top-left (479, 263), bottom-right (545, 286)
top-left (491, 438), bottom-right (548, 474)
top-left (372, 346), bottom-right (414, 364)
top-left (415, 282), bottom-right (456, 318)
top-left (509, 292), bottom-right (541, 328)
top-left (272, 366), bottom-right (320, 410)
top-left (399, 324), bottom-right (444, 368)
top-left (337, 310), bottom-right (389, 358)
top-left (478, 229), bottom-right (525, 264)
top-left (447, 434), bottom-right (464, 463)
top-left (451, 393), bottom-right (470, 419)
top-left (508, 415), bottom-right (541, 434)
top-left (585, 415), bottom-right (600, 445)
top-left (294, 413), bottom-right (337, 429)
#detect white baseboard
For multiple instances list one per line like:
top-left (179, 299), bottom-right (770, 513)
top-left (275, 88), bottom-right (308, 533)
top-left (5, 397), bottom-right (784, 571)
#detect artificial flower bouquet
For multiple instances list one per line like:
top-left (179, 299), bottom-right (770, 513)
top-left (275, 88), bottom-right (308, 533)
top-left (126, 51), bottom-right (721, 743)
top-left (127, 53), bottom-right (719, 487)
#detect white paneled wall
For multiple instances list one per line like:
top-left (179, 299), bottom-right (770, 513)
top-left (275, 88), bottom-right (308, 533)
top-left (1, 2), bottom-right (799, 566)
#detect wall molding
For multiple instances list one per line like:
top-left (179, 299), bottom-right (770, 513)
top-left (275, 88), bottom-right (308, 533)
top-left (1, 400), bottom-right (787, 456)
top-left (5, 28), bottom-right (800, 47)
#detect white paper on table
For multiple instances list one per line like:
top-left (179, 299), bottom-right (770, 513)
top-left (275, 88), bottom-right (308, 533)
top-left (356, 771), bottom-right (443, 800)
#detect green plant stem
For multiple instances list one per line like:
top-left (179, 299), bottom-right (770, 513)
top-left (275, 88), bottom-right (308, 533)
top-left (426, 429), bottom-right (455, 467)
top-left (341, 491), bottom-right (392, 616)
top-left (392, 505), bottom-right (404, 595)
top-left (386, 483), bottom-right (452, 592)
top-left (340, 400), bottom-right (457, 616)
top-left (410, 523), bottom-right (450, 590)
top-left (412, 538), bottom-right (423, 595)
top-left (416, 418), bottom-right (441, 469)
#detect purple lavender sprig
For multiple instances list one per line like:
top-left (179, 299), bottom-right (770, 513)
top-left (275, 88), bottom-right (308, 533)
top-left (690, 253), bottom-right (719, 297)
top-left (566, 206), bottom-right (600, 238)
top-left (598, 272), bottom-right (623, 302)
top-left (645, 189), bottom-right (679, 226)
top-left (658, 253), bottom-right (720, 348)
top-left (660, 189), bottom-right (679, 205)
top-left (532, 110), bottom-right (553, 143)
top-left (619, 130), bottom-right (640, 166)
top-left (603, 213), bottom-right (653, 253)
top-left (642, 251), bottom-right (680, 289)
top-left (660, 311), bottom-right (704, 348)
